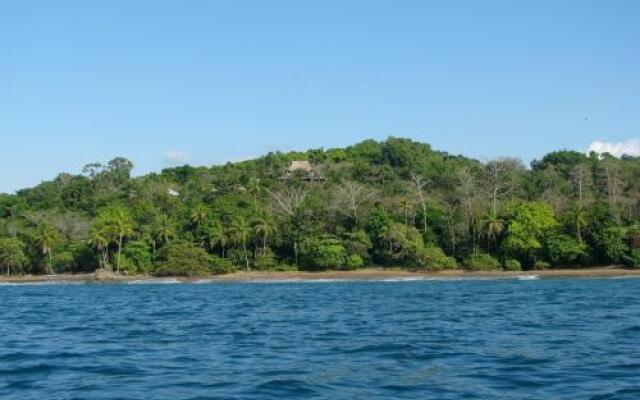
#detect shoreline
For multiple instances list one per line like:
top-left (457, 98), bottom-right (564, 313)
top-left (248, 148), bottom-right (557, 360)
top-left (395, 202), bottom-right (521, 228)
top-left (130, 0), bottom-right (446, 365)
top-left (1, 267), bottom-right (639, 284)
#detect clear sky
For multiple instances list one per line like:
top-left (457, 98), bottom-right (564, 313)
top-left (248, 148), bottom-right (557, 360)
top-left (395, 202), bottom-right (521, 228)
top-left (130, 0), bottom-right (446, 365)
top-left (2, 1), bottom-right (639, 193)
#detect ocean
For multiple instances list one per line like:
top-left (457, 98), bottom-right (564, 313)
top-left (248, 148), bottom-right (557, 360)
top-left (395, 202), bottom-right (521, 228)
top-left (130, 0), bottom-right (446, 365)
top-left (1, 277), bottom-right (639, 399)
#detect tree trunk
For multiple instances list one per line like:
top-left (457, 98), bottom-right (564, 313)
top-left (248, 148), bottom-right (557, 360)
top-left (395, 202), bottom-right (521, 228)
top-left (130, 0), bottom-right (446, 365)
top-left (422, 202), bottom-right (428, 233)
top-left (492, 190), bottom-right (498, 218)
top-left (577, 221), bottom-right (583, 245)
top-left (242, 241), bottom-right (249, 272)
top-left (117, 234), bottom-right (123, 275)
top-left (48, 250), bottom-right (54, 275)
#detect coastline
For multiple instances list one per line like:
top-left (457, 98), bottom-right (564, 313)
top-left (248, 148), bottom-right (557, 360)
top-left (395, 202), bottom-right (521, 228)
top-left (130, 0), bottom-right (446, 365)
top-left (1, 267), bottom-right (639, 284)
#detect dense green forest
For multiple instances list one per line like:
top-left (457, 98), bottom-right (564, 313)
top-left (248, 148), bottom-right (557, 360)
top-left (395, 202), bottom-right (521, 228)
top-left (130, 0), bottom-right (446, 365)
top-left (1, 138), bottom-right (639, 276)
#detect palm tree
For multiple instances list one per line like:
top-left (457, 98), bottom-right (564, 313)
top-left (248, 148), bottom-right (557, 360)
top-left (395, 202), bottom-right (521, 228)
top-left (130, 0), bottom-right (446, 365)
top-left (483, 217), bottom-right (505, 249)
top-left (88, 226), bottom-right (110, 269)
top-left (399, 198), bottom-right (412, 225)
top-left (206, 222), bottom-right (227, 258)
top-left (252, 215), bottom-right (274, 255)
top-left (190, 204), bottom-right (209, 246)
top-left (230, 216), bottom-right (251, 271)
top-left (566, 205), bottom-right (588, 245)
top-left (153, 214), bottom-right (176, 245)
top-left (111, 212), bottom-right (135, 275)
top-left (35, 224), bottom-right (60, 274)
top-left (246, 178), bottom-right (261, 212)
top-left (190, 204), bottom-right (208, 229)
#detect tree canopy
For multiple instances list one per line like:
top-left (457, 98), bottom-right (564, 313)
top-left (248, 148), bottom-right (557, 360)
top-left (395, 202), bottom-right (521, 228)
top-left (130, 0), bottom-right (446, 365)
top-left (1, 137), bottom-right (639, 275)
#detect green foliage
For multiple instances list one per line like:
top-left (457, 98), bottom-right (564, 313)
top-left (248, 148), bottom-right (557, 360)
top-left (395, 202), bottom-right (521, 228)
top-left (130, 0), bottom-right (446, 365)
top-left (341, 230), bottom-right (372, 261)
top-left (253, 249), bottom-right (278, 270)
top-left (154, 241), bottom-right (211, 277)
top-left (3, 138), bottom-right (640, 276)
top-left (600, 227), bottom-right (628, 264)
top-left (504, 259), bottom-right (522, 271)
top-left (0, 237), bottom-right (28, 275)
top-left (53, 251), bottom-right (76, 273)
top-left (622, 249), bottom-right (640, 268)
top-left (346, 254), bottom-right (364, 270)
top-left (546, 233), bottom-right (587, 267)
top-left (414, 245), bottom-right (457, 271)
top-left (121, 241), bottom-right (153, 274)
top-left (299, 236), bottom-right (347, 270)
top-left (502, 202), bottom-right (558, 265)
top-left (534, 261), bottom-right (551, 270)
top-left (464, 253), bottom-right (500, 271)
top-left (209, 255), bottom-right (235, 274)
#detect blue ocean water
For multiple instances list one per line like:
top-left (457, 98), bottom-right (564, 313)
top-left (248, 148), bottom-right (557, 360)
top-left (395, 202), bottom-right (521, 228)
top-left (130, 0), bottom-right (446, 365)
top-left (1, 277), bottom-right (639, 399)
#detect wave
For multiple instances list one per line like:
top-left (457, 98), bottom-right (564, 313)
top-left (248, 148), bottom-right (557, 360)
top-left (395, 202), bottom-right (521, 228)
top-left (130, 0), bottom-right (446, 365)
top-left (607, 275), bottom-right (640, 280)
top-left (0, 281), bottom-right (86, 286)
top-left (516, 275), bottom-right (540, 280)
top-left (127, 279), bottom-right (181, 285)
top-left (245, 278), bottom-right (350, 283)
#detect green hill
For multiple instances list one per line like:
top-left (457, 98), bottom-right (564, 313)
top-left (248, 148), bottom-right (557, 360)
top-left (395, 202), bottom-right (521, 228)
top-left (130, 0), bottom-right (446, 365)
top-left (1, 137), bottom-right (639, 276)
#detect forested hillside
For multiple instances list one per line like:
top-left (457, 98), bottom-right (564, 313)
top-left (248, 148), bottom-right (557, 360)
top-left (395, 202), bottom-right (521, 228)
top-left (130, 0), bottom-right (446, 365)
top-left (1, 137), bottom-right (639, 276)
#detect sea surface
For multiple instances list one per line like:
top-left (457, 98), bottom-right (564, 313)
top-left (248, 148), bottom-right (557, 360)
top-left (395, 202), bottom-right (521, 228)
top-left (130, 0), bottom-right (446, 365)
top-left (1, 277), bottom-right (639, 399)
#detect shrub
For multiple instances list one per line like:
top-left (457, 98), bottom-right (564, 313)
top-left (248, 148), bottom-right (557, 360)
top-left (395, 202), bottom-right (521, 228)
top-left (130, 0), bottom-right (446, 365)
top-left (341, 230), bottom-right (372, 261)
top-left (622, 249), bottom-right (640, 269)
top-left (416, 245), bottom-right (457, 271)
top-left (253, 249), bottom-right (278, 270)
top-left (209, 255), bottom-right (234, 274)
top-left (546, 234), bottom-right (587, 267)
top-left (53, 251), bottom-right (76, 273)
top-left (299, 236), bottom-right (346, 270)
top-left (534, 260), bottom-right (551, 270)
top-left (601, 227), bottom-right (628, 264)
top-left (464, 253), bottom-right (500, 271)
top-left (268, 264), bottom-right (298, 272)
top-left (504, 259), bottom-right (522, 271)
top-left (154, 241), bottom-right (211, 277)
top-left (346, 254), bottom-right (364, 270)
top-left (227, 248), bottom-right (249, 268)
top-left (121, 240), bottom-right (153, 274)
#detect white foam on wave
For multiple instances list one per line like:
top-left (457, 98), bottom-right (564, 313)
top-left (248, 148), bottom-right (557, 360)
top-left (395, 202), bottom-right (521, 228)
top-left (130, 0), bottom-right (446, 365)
top-left (246, 278), bottom-right (350, 283)
top-left (378, 276), bottom-right (430, 282)
top-left (192, 279), bottom-right (217, 284)
top-left (0, 281), bottom-right (86, 286)
top-left (516, 275), bottom-right (540, 280)
top-left (127, 279), bottom-right (181, 285)
top-left (606, 275), bottom-right (640, 280)
top-left (242, 276), bottom-right (509, 283)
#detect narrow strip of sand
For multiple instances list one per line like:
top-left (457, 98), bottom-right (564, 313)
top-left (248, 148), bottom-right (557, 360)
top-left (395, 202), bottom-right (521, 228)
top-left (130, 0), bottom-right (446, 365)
top-left (0, 267), bottom-right (639, 284)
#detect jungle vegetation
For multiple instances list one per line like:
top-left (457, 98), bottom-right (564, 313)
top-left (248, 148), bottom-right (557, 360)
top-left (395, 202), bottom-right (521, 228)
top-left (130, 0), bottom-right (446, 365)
top-left (1, 138), bottom-right (639, 276)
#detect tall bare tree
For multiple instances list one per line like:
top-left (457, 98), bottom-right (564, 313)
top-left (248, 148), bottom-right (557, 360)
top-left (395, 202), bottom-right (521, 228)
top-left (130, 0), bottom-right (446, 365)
top-left (456, 167), bottom-right (481, 254)
top-left (484, 158), bottom-right (521, 217)
top-left (570, 164), bottom-right (592, 209)
top-left (264, 186), bottom-right (308, 217)
top-left (409, 171), bottom-right (429, 234)
top-left (332, 180), bottom-right (376, 229)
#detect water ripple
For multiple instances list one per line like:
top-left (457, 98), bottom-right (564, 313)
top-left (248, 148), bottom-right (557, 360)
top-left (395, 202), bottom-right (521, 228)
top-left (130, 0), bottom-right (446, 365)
top-left (0, 279), bottom-right (639, 399)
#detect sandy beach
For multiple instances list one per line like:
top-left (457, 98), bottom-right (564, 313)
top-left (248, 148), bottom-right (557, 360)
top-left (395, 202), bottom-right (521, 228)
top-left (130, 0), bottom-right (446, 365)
top-left (1, 267), bottom-right (639, 284)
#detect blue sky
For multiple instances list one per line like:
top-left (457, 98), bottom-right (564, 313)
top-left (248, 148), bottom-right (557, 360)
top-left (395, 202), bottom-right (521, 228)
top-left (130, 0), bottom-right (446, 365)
top-left (1, 1), bottom-right (639, 193)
